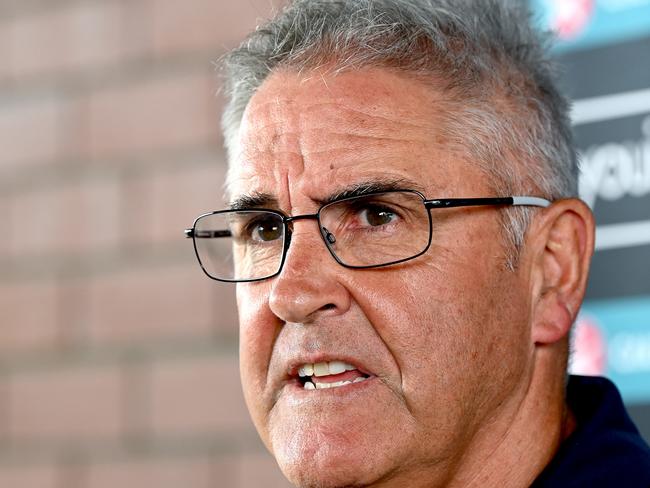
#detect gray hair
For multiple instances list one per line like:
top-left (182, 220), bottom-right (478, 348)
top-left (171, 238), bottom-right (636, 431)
top-left (220, 0), bottom-right (578, 268)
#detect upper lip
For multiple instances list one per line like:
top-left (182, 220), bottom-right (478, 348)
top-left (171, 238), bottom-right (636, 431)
top-left (286, 354), bottom-right (374, 379)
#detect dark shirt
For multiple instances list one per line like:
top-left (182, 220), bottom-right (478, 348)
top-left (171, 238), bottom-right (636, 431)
top-left (532, 375), bottom-right (650, 487)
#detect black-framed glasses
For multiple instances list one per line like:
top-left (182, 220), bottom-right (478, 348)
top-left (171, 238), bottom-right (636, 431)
top-left (184, 190), bottom-right (551, 283)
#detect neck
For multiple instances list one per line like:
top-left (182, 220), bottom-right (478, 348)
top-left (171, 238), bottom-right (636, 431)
top-left (447, 343), bottom-right (573, 488)
top-left (363, 344), bottom-right (573, 488)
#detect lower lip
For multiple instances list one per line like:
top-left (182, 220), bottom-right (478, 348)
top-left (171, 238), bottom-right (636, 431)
top-left (285, 376), bottom-right (377, 397)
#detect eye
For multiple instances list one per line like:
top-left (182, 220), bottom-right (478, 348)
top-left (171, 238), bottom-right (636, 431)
top-left (250, 219), bottom-right (282, 242)
top-left (358, 205), bottom-right (397, 227)
top-left (238, 215), bottom-right (283, 243)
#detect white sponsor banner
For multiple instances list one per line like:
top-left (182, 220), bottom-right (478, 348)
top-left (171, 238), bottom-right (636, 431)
top-left (574, 91), bottom-right (650, 250)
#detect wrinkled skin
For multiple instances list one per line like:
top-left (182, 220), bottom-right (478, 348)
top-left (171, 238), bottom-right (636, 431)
top-left (229, 68), bottom-right (582, 487)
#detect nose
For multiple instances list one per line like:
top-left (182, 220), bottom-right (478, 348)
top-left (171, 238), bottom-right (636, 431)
top-left (268, 222), bottom-right (351, 323)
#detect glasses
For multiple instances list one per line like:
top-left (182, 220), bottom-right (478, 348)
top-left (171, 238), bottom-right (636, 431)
top-left (185, 190), bottom-right (551, 283)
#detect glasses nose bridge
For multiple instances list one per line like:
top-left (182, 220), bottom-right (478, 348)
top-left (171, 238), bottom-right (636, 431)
top-left (285, 212), bottom-right (320, 225)
top-left (284, 212), bottom-right (322, 241)
top-left (283, 211), bottom-right (332, 251)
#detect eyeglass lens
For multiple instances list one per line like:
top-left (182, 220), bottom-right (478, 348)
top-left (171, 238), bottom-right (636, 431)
top-left (320, 191), bottom-right (430, 267)
top-left (194, 210), bottom-right (285, 281)
top-left (193, 191), bottom-right (431, 281)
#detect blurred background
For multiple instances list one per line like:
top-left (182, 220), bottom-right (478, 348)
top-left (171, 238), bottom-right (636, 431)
top-left (0, 0), bottom-right (290, 486)
top-left (532, 0), bottom-right (650, 438)
top-left (0, 0), bottom-right (648, 487)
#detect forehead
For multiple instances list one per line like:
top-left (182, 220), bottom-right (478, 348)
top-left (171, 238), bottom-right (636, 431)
top-left (228, 68), bottom-right (482, 207)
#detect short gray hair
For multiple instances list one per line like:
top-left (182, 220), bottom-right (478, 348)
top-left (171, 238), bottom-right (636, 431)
top-left (220, 0), bottom-right (578, 268)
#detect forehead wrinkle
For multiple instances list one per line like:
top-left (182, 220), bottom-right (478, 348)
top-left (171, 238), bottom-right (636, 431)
top-left (303, 131), bottom-right (423, 148)
top-left (232, 69), bottom-right (463, 211)
top-left (251, 92), bottom-right (437, 140)
top-left (242, 72), bottom-right (447, 159)
top-left (287, 117), bottom-right (435, 167)
top-left (298, 101), bottom-right (433, 136)
top-left (238, 116), bottom-right (306, 207)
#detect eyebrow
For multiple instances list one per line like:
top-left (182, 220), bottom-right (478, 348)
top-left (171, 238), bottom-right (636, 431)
top-left (228, 176), bottom-right (428, 212)
top-left (318, 177), bottom-right (426, 206)
top-left (229, 192), bottom-right (278, 211)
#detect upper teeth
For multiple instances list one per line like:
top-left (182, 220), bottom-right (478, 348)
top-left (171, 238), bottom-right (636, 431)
top-left (298, 360), bottom-right (357, 377)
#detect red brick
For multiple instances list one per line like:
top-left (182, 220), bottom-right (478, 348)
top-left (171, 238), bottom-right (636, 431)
top-left (58, 95), bottom-right (89, 160)
top-left (238, 452), bottom-right (292, 488)
top-left (8, 189), bottom-right (56, 257)
top-left (121, 161), bottom-right (226, 248)
top-left (120, 174), bottom-right (155, 248)
top-left (9, 180), bottom-right (120, 258)
top-left (0, 24), bottom-right (9, 81)
top-left (0, 97), bottom-right (63, 168)
top-left (0, 375), bottom-right (8, 441)
top-left (57, 278), bottom-right (91, 349)
top-left (150, 355), bottom-right (254, 436)
top-left (0, 464), bottom-right (59, 488)
top-left (8, 365), bottom-right (123, 441)
top-left (151, 0), bottom-right (282, 55)
top-left (0, 280), bottom-right (60, 353)
top-left (86, 265), bottom-right (227, 345)
top-left (0, 197), bottom-right (10, 258)
top-left (6, 2), bottom-right (139, 79)
top-left (153, 162), bottom-right (226, 244)
top-left (86, 458), bottom-right (217, 488)
top-left (212, 456), bottom-right (239, 488)
top-left (82, 73), bottom-right (218, 160)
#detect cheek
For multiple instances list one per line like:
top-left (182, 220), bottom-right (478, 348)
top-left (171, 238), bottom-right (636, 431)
top-left (352, 242), bottom-right (529, 429)
top-left (237, 284), bottom-right (278, 435)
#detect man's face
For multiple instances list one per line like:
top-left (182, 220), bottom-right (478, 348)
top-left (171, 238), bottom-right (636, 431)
top-left (230, 68), bottom-right (535, 487)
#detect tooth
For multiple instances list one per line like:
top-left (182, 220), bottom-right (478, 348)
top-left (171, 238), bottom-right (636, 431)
top-left (342, 380), bottom-right (352, 386)
top-left (315, 382), bottom-right (330, 389)
top-left (330, 380), bottom-right (344, 388)
top-left (353, 377), bottom-right (367, 383)
top-left (329, 361), bottom-right (346, 375)
top-left (298, 364), bottom-right (314, 377)
top-left (344, 363), bottom-right (356, 371)
top-left (313, 362), bottom-right (329, 377)
top-left (304, 381), bottom-right (315, 390)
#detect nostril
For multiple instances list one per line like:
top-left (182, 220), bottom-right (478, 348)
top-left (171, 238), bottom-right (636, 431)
top-left (322, 303), bottom-right (336, 311)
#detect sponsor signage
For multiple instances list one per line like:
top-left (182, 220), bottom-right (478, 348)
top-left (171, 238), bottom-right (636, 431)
top-left (564, 36), bottom-right (650, 403)
top-left (562, 36), bottom-right (650, 306)
top-left (532, 0), bottom-right (650, 51)
top-left (575, 299), bottom-right (650, 403)
top-left (531, 1), bottom-right (650, 405)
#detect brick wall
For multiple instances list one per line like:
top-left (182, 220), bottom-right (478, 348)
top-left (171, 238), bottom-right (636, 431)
top-left (0, 1), bottom-right (291, 487)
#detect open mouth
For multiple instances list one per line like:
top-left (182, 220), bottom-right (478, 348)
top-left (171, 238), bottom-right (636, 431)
top-left (296, 360), bottom-right (371, 390)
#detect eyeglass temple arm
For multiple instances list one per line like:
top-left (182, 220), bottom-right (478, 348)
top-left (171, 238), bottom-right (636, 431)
top-left (183, 197), bottom-right (551, 237)
top-left (424, 196), bottom-right (551, 209)
top-left (184, 229), bottom-right (232, 238)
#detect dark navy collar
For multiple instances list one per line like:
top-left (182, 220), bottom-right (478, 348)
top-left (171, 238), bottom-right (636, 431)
top-left (532, 375), bottom-right (650, 487)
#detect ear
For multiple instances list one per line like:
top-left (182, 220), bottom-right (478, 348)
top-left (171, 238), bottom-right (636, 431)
top-left (527, 199), bottom-right (595, 345)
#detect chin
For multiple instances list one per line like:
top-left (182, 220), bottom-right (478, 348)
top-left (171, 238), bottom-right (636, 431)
top-left (271, 426), bottom-right (396, 488)
top-left (281, 467), bottom-right (366, 488)
top-left (279, 458), bottom-right (377, 488)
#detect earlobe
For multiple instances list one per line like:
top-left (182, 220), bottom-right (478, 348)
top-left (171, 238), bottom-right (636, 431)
top-left (530, 199), bottom-right (595, 345)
